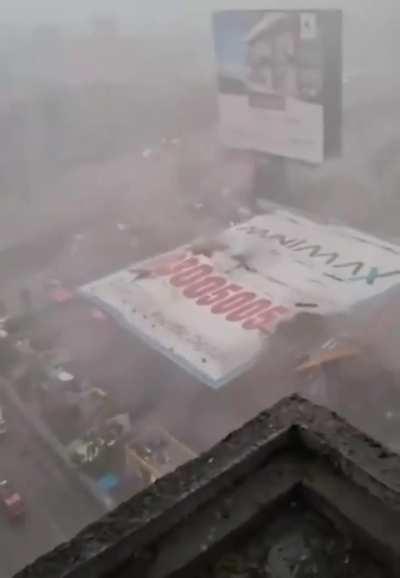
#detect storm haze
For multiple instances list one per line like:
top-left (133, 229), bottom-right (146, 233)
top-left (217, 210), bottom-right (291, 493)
top-left (0, 2), bottom-right (400, 576)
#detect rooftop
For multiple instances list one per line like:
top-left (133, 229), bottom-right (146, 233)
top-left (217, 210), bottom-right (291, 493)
top-left (16, 395), bottom-right (400, 577)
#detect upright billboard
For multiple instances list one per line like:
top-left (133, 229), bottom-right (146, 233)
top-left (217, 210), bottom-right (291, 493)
top-left (213, 10), bottom-right (342, 164)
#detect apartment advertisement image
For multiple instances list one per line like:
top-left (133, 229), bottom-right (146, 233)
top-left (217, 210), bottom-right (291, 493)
top-left (213, 10), bottom-right (342, 164)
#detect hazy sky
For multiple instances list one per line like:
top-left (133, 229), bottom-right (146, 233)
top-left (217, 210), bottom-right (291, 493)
top-left (0, 0), bottom-right (208, 26)
top-left (0, 0), bottom-right (387, 23)
top-left (1, 0), bottom-right (397, 31)
top-left (1, 0), bottom-right (124, 24)
top-left (0, 1), bottom-right (167, 28)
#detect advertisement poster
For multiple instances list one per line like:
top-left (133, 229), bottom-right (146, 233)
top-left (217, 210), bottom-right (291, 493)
top-left (213, 10), bottom-right (342, 164)
top-left (81, 207), bottom-right (400, 389)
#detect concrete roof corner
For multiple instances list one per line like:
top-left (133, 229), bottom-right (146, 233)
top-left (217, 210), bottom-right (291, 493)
top-left (15, 394), bottom-right (400, 578)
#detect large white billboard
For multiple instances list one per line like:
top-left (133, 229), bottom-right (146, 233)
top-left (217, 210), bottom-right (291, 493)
top-left (81, 207), bottom-right (400, 389)
top-left (213, 10), bottom-right (342, 164)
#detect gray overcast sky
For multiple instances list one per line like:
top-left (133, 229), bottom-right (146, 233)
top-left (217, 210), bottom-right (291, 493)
top-left (0, 0), bottom-right (125, 21)
top-left (0, 0), bottom-right (369, 22)
top-left (0, 0), bottom-right (396, 31)
top-left (0, 1), bottom-right (324, 25)
top-left (0, 0), bottom-right (176, 27)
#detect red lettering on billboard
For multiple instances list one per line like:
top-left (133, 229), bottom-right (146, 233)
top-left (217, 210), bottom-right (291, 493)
top-left (147, 253), bottom-right (290, 332)
top-left (183, 276), bottom-right (227, 299)
top-left (211, 292), bottom-right (256, 315)
top-left (197, 284), bottom-right (242, 306)
top-left (226, 299), bottom-right (272, 322)
top-left (170, 264), bottom-right (213, 287)
top-left (243, 306), bottom-right (290, 332)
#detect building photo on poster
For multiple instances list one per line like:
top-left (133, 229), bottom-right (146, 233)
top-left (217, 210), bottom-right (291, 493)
top-left (213, 10), bottom-right (342, 164)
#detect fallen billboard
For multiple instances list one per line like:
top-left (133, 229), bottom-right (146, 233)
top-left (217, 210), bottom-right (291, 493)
top-left (81, 207), bottom-right (400, 389)
top-left (213, 10), bottom-right (342, 164)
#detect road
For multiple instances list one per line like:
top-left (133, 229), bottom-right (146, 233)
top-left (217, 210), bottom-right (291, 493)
top-left (0, 137), bottom-right (234, 576)
top-left (0, 93), bottom-right (399, 575)
top-left (0, 393), bottom-right (103, 578)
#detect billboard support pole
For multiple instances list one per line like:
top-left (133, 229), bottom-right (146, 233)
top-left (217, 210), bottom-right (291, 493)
top-left (252, 155), bottom-right (290, 207)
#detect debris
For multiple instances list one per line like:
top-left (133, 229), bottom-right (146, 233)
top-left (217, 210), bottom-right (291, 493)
top-left (69, 232), bottom-right (86, 257)
top-left (268, 534), bottom-right (309, 578)
top-left (130, 268), bottom-right (153, 281)
top-left (295, 342), bottom-right (360, 373)
top-left (300, 553), bottom-right (309, 561)
top-left (117, 223), bottom-right (130, 232)
top-left (91, 308), bottom-right (107, 321)
top-left (194, 202), bottom-right (204, 211)
top-left (107, 413), bottom-right (132, 436)
top-left (0, 329), bottom-right (8, 340)
top-left (16, 338), bottom-right (32, 354)
top-left (142, 148), bottom-right (153, 159)
top-left (232, 254), bottom-right (257, 273)
top-left (55, 370), bottom-right (75, 383)
top-left (170, 137), bottom-right (181, 146)
top-left (295, 303), bottom-right (318, 309)
top-left (97, 473), bottom-right (120, 493)
top-left (385, 410), bottom-right (400, 421)
top-left (191, 239), bottom-right (227, 258)
top-left (321, 338), bottom-right (338, 351)
top-left (49, 288), bottom-right (74, 304)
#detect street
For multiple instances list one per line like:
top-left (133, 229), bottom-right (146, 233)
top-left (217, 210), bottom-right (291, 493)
top-left (0, 5), bottom-right (398, 576)
top-left (0, 135), bottom-right (243, 576)
top-left (0, 89), bottom-right (399, 576)
top-left (0, 394), bottom-right (103, 578)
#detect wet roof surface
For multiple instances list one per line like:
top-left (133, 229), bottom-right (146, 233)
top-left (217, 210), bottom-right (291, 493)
top-left (195, 501), bottom-right (385, 578)
top-left (15, 394), bottom-right (400, 578)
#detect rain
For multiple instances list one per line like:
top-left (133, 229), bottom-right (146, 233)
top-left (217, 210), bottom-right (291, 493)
top-left (0, 1), bottom-right (399, 575)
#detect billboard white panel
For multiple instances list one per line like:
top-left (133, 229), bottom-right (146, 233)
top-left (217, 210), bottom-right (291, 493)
top-left (81, 207), bottom-right (400, 388)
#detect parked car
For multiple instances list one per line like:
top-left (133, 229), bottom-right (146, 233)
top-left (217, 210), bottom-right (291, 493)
top-left (0, 480), bottom-right (26, 522)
